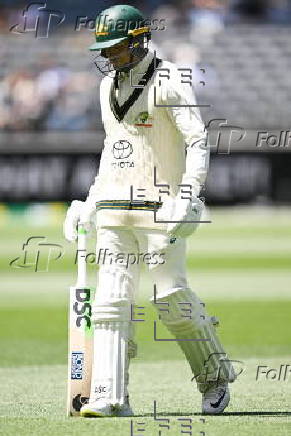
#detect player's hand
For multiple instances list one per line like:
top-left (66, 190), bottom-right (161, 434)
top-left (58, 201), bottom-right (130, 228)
top-left (79, 202), bottom-right (96, 236)
top-left (167, 195), bottom-right (204, 238)
top-left (63, 200), bottom-right (85, 242)
top-left (64, 200), bottom-right (96, 242)
top-left (155, 197), bottom-right (175, 223)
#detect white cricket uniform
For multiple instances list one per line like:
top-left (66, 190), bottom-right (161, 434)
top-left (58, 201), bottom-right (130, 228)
top-left (87, 50), bottom-right (208, 229)
top-left (87, 51), bottom-right (235, 409)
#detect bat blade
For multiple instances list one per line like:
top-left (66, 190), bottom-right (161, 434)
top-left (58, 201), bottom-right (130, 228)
top-left (67, 286), bottom-right (94, 417)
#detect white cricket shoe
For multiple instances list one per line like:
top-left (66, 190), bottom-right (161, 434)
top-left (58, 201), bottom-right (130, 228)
top-left (80, 400), bottom-right (133, 418)
top-left (202, 383), bottom-right (230, 414)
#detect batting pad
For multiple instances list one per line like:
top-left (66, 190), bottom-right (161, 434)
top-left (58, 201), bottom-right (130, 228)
top-left (150, 287), bottom-right (236, 392)
top-left (89, 298), bottom-right (132, 406)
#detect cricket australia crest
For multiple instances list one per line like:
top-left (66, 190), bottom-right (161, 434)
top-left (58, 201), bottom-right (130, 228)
top-left (134, 111), bottom-right (153, 127)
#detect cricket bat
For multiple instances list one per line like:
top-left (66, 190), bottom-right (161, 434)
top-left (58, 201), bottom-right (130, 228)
top-left (67, 224), bottom-right (95, 416)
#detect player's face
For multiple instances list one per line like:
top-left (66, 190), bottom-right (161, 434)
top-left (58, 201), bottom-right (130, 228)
top-left (103, 40), bottom-right (131, 70)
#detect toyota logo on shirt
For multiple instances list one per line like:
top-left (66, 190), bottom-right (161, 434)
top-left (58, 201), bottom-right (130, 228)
top-left (112, 140), bottom-right (133, 159)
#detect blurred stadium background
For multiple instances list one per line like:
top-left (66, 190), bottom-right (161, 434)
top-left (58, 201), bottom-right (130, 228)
top-left (1, 0), bottom-right (291, 209)
top-left (0, 1), bottom-right (291, 435)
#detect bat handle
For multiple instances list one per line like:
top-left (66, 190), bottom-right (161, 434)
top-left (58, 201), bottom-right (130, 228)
top-left (76, 223), bottom-right (87, 288)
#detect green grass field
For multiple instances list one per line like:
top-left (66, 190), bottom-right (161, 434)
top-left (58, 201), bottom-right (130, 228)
top-left (0, 206), bottom-right (291, 436)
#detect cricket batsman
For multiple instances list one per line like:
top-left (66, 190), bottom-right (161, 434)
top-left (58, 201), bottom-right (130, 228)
top-left (64, 4), bottom-right (236, 417)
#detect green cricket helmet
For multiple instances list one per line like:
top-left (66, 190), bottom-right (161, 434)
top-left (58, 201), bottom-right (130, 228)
top-left (89, 4), bottom-right (151, 51)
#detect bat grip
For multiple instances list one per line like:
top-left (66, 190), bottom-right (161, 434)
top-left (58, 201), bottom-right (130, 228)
top-left (76, 223), bottom-right (87, 288)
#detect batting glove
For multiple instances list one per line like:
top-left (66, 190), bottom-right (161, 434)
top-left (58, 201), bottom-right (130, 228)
top-left (79, 201), bottom-right (96, 235)
top-left (167, 195), bottom-right (204, 239)
top-left (63, 200), bottom-right (96, 242)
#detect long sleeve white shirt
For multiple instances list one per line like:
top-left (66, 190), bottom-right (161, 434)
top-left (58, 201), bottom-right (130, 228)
top-left (86, 50), bottom-right (209, 229)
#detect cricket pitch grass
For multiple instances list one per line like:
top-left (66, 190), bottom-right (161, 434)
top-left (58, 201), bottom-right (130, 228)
top-left (0, 206), bottom-right (290, 436)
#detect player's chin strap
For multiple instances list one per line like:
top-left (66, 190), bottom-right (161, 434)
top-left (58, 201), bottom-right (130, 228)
top-left (113, 34), bottom-right (150, 88)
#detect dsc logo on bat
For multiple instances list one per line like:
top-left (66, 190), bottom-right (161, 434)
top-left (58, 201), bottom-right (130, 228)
top-left (73, 288), bottom-right (92, 328)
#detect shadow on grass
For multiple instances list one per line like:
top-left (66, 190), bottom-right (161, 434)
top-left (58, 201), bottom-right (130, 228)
top-left (136, 411), bottom-right (291, 417)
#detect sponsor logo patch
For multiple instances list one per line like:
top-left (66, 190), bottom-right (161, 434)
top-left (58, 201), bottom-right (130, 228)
top-left (111, 140), bottom-right (134, 168)
top-left (71, 352), bottom-right (84, 380)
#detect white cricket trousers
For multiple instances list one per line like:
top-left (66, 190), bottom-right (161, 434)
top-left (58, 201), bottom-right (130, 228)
top-left (89, 226), bottom-right (235, 406)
